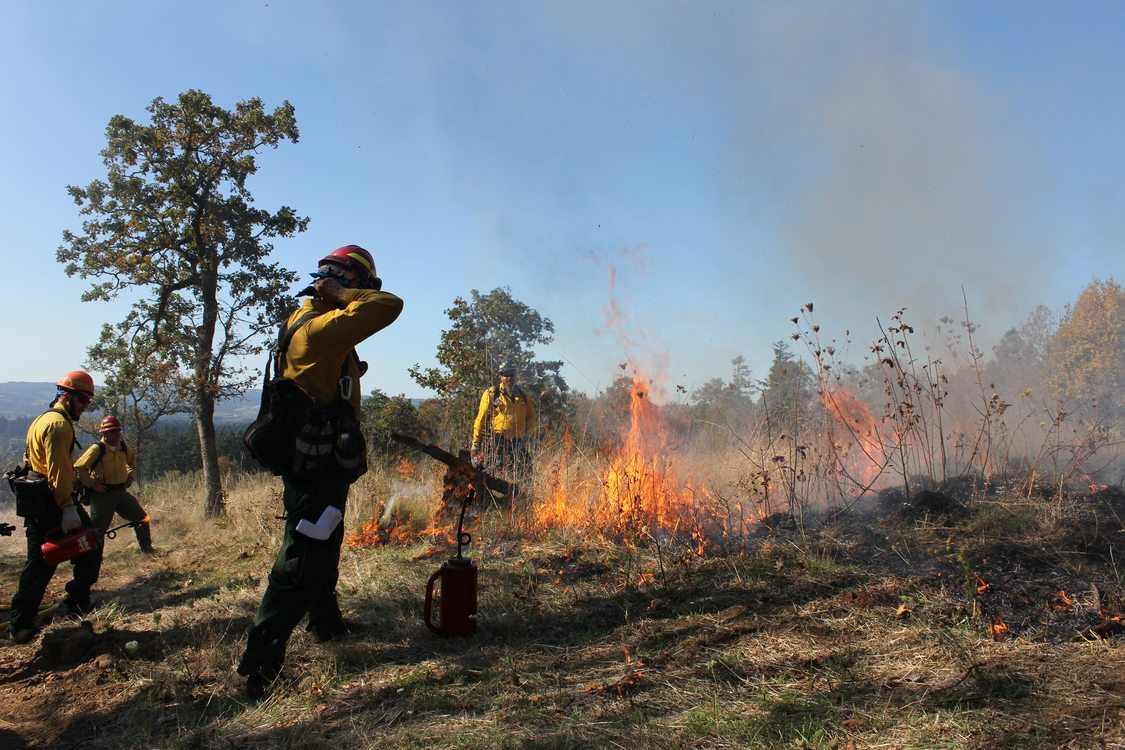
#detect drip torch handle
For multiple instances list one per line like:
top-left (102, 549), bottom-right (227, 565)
top-left (424, 568), bottom-right (442, 635)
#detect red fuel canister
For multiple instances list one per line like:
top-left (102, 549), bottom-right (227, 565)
top-left (41, 527), bottom-right (100, 566)
top-left (424, 557), bottom-right (477, 636)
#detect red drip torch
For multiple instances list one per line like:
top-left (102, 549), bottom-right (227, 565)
top-left (41, 527), bottom-right (100, 566)
top-left (40, 518), bottom-right (146, 566)
top-left (424, 483), bottom-right (478, 637)
top-left (390, 435), bottom-right (509, 638)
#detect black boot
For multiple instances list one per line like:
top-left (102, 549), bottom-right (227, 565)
top-left (135, 521), bottom-right (154, 553)
top-left (237, 663), bottom-right (280, 702)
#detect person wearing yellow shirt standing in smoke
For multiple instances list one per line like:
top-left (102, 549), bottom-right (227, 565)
top-left (8, 371), bottom-right (103, 644)
top-left (471, 360), bottom-right (538, 480)
top-left (75, 415), bottom-right (154, 554)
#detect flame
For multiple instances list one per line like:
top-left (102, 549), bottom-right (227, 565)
top-left (1081, 474), bottom-right (1109, 492)
top-left (345, 517), bottom-right (451, 549)
top-left (975, 575), bottom-right (991, 595)
top-left (533, 372), bottom-right (723, 552)
top-left (594, 376), bottom-right (709, 549)
top-left (819, 387), bottom-right (884, 487)
top-left (366, 369), bottom-right (734, 553)
top-left (988, 620), bottom-right (1008, 640)
top-left (536, 426), bottom-right (574, 528)
top-left (1053, 590), bottom-right (1075, 611)
top-left (396, 457), bottom-right (416, 481)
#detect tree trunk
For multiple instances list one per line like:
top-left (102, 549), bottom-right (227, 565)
top-left (197, 394), bottom-right (224, 516)
top-left (196, 263), bottom-right (224, 516)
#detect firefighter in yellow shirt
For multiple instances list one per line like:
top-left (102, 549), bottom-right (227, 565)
top-left (8, 371), bottom-right (103, 644)
top-left (75, 415), bottom-right (153, 553)
top-left (238, 244), bottom-right (403, 701)
top-left (471, 360), bottom-right (537, 479)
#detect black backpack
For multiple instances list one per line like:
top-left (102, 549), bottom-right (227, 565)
top-left (243, 313), bottom-right (367, 482)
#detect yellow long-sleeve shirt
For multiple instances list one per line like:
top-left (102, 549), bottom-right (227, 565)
top-left (75, 438), bottom-right (136, 487)
top-left (472, 384), bottom-right (538, 444)
top-left (282, 288), bottom-right (404, 414)
top-left (24, 407), bottom-right (79, 509)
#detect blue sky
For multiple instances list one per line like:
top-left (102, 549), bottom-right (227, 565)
top-left (2, 1), bottom-right (1123, 401)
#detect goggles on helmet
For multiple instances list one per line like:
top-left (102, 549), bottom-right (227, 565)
top-left (309, 263), bottom-right (357, 287)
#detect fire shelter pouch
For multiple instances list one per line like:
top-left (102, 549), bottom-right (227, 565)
top-left (5, 462), bottom-right (50, 517)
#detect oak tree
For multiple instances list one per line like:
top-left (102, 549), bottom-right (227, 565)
top-left (409, 287), bottom-right (568, 445)
top-left (58, 90), bottom-right (307, 515)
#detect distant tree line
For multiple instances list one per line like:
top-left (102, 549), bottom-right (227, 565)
top-left (6, 278), bottom-right (1122, 508)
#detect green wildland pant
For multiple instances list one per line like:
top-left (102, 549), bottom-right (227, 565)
top-left (88, 487), bottom-right (152, 551)
top-left (238, 471), bottom-right (351, 679)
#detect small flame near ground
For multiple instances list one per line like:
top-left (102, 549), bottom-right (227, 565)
top-left (346, 473), bottom-right (452, 549)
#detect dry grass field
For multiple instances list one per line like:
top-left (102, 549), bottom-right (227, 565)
top-left (0, 455), bottom-right (1122, 750)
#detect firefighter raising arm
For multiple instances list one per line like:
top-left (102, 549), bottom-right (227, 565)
top-left (470, 360), bottom-right (537, 477)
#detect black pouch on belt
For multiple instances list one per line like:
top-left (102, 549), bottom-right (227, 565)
top-left (5, 462), bottom-right (50, 517)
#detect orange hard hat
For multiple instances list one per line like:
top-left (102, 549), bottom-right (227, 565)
top-left (56, 370), bottom-right (95, 397)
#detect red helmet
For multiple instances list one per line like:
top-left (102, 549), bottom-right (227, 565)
top-left (56, 370), bottom-right (95, 397)
top-left (99, 415), bottom-right (122, 433)
top-left (319, 245), bottom-right (377, 282)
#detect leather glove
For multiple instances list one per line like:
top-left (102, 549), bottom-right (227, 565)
top-left (61, 505), bottom-right (82, 533)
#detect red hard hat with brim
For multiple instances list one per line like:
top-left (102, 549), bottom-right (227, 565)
top-left (319, 245), bottom-right (376, 280)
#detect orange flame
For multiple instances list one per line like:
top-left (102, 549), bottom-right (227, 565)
top-left (1081, 474), bottom-right (1109, 492)
top-left (1053, 590), bottom-right (1075, 611)
top-left (536, 426), bottom-right (574, 528)
top-left (365, 370), bottom-right (733, 553)
top-left (534, 372), bottom-right (721, 551)
top-left (594, 376), bottom-right (708, 549)
top-left (988, 620), bottom-right (1008, 640)
top-left (396, 457), bottom-right (416, 481)
top-left (819, 387), bottom-right (883, 487)
top-left (345, 517), bottom-right (452, 549)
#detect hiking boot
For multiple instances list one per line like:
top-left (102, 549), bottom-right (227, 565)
top-left (245, 673), bottom-right (269, 701)
top-left (241, 668), bottom-right (281, 702)
top-left (237, 662), bottom-right (280, 702)
top-left (64, 597), bottom-right (94, 620)
top-left (9, 627), bottom-right (36, 645)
